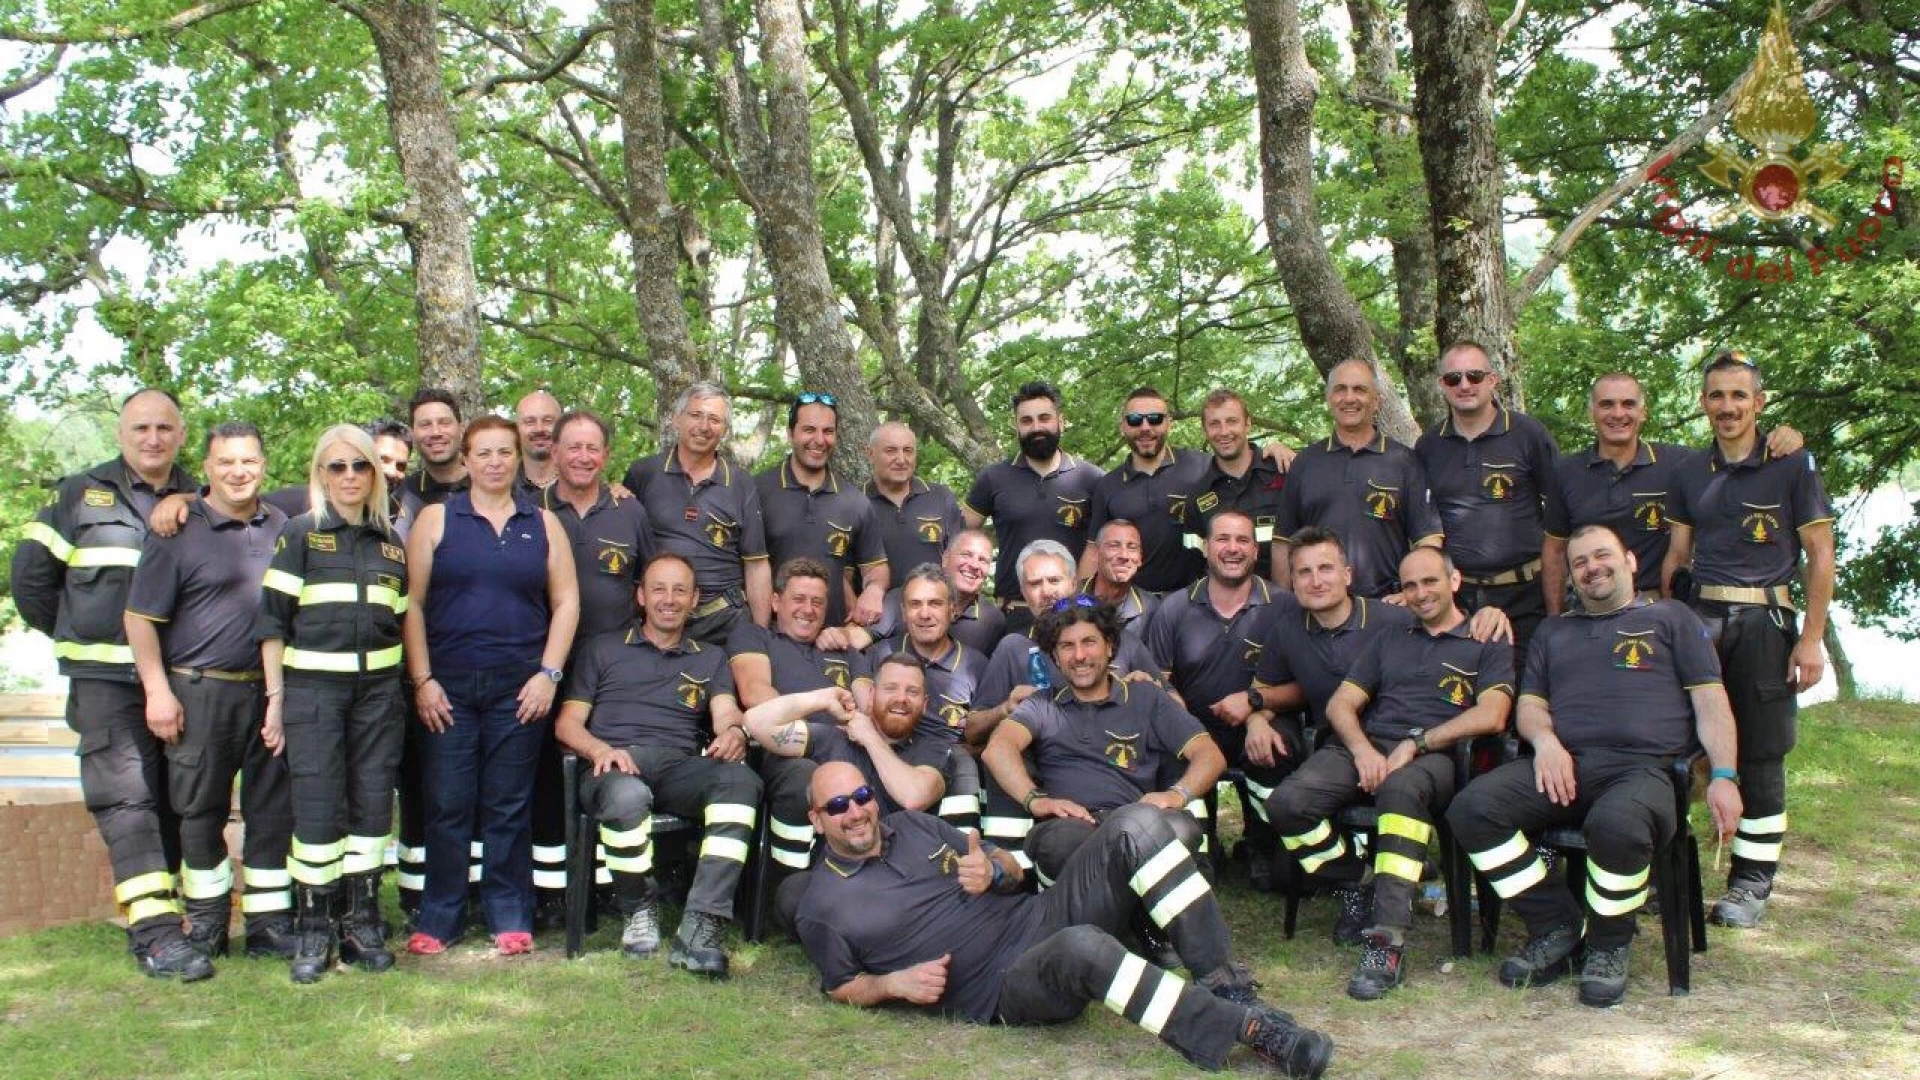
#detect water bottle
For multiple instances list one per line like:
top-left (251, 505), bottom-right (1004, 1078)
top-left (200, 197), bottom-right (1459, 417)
top-left (1026, 645), bottom-right (1052, 692)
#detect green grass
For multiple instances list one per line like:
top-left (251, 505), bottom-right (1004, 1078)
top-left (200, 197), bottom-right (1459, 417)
top-left (2, 701), bottom-right (1918, 1079)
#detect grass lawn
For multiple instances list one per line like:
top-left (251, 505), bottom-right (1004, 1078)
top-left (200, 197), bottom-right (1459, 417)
top-left (2, 700), bottom-right (1916, 1079)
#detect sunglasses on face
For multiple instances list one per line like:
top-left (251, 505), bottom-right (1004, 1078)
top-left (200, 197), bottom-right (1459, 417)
top-left (818, 785), bottom-right (875, 817)
top-left (1439, 370), bottom-right (1492, 388)
top-left (326, 459), bottom-right (375, 476)
top-left (1049, 594), bottom-right (1098, 613)
top-left (1123, 411), bottom-right (1168, 427)
top-left (796, 391), bottom-right (838, 407)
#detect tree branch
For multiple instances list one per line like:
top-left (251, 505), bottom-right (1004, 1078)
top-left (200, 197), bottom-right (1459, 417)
top-left (453, 22), bottom-right (613, 101)
top-left (0, 44), bottom-right (64, 104)
top-left (2, 0), bottom-right (261, 43)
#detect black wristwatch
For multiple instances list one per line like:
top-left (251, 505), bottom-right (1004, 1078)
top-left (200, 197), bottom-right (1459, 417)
top-left (1246, 689), bottom-right (1263, 714)
top-left (1407, 727), bottom-right (1428, 753)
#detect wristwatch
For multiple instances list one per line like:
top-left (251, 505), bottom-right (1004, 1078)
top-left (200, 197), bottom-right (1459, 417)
top-left (1245, 689), bottom-right (1264, 714)
top-left (1407, 727), bottom-right (1428, 753)
top-left (541, 666), bottom-right (564, 683)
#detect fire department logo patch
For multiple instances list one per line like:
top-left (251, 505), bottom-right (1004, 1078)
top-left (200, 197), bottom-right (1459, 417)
top-left (676, 673), bottom-right (710, 710)
top-left (1056, 498), bottom-right (1086, 529)
top-left (1438, 665), bottom-right (1476, 707)
top-left (826, 523), bottom-right (853, 559)
top-left (824, 659), bottom-right (851, 690)
top-left (307, 532), bottom-right (337, 552)
top-left (1195, 491), bottom-right (1220, 514)
top-left (1241, 638), bottom-right (1263, 665)
top-left (1740, 504), bottom-right (1782, 544)
top-left (1612, 632), bottom-right (1656, 670)
top-left (1103, 730), bottom-right (1142, 771)
top-left (596, 542), bottom-right (631, 575)
top-left (83, 488), bottom-right (116, 508)
top-left (381, 542), bottom-right (405, 564)
top-left (1167, 494), bottom-right (1189, 525)
top-left (1633, 496), bottom-right (1668, 533)
top-left (916, 517), bottom-right (946, 545)
top-left (928, 842), bottom-right (961, 876)
top-left (1481, 466), bottom-right (1518, 501)
top-left (938, 697), bottom-right (969, 731)
top-left (704, 517), bottom-right (734, 549)
top-left (1365, 483), bottom-right (1399, 521)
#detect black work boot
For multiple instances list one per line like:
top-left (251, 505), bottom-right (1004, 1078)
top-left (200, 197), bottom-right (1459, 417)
top-left (244, 915), bottom-right (298, 959)
top-left (1200, 961), bottom-right (1294, 1025)
top-left (1578, 942), bottom-right (1630, 1008)
top-left (184, 896), bottom-right (232, 960)
top-left (1347, 928), bottom-right (1405, 1001)
top-left (1240, 1003), bottom-right (1335, 1079)
top-left (669, 911), bottom-right (730, 978)
top-left (289, 885), bottom-right (336, 985)
top-left (339, 873), bottom-right (396, 973)
top-left (1498, 921), bottom-right (1580, 989)
top-left (1330, 883), bottom-right (1372, 946)
top-left (134, 923), bottom-right (216, 983)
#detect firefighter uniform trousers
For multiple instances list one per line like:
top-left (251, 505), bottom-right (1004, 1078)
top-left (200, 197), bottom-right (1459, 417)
top-left (169, 673), bottom-right (294, 934)
top-left (1449, 750), bottom-right (1677, 949)
top-left (1267, 743), bottom-right (1456, 931)
top-left (1206, 714), bottom-right (1302, 862)
top-left (69, 679), bottom-right (184, 945)
top-left (529, 725), bottom-right (569, 905)
top-left (760, 754), bottom-right (817, 875)
top-left (995, 804), bottom-right (1246, 1069)
top-left (1702, 605), bottom-right (1795, 895)
top-left (1026, 805), bottom-right (1207, 889)
top-left (282, 674), bottom-right (406, 905)
top-left (938, 752), bottom-right (983, 834)
top-left (578, 746), bottom-right (762, 918)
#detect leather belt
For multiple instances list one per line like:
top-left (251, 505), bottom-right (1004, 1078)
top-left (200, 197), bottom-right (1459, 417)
top-left (1697, 584), bottom-right (1795, 610)
top-left (170, 666), bottom-right (265, 683)
top-left (1460, 557), bottom-right (1543, 588)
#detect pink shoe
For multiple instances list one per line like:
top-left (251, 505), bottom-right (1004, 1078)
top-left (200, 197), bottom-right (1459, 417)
top-left (495, 932), bottom-right (533, 956)
top-left (406, 933), bottom-right (446, 955)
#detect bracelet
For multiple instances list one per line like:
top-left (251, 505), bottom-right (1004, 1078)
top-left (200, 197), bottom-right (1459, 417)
top-left (1021, 789), bottom-right (1046, 812)
top-left (1170, 782), bottom-right (1194, 803)
top-left (411, 673), bottom-right (434, 687)
top-left (264, 687), bottom-right (283, 699)
top-left (1710, 767), bottom-right (1740, 783)
top-left (988, 858), bottom-right (1007, 893)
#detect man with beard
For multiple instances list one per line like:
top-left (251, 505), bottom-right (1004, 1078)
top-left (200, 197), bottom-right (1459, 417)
top-left (730, 558), bottom-right (875, 876)
top-left (868, 566), bottom-right (991, 831)
top-left (399, 387), bottom-right (469, 521)
top-left (865, 421), bottom-right (965, 584)
top-left (1081, 519), bottom-right (1161, 644)
top-left (514, 389), bottom-right (563, 495)
top-left (964, 381), bottom-right (1104, 634)
top-left (1188, 389), bottom-right (1288, 583)
top-left (758, 394), bottom-right (890, 628)
top-left (1084, 387), bottom-right (1209, 594)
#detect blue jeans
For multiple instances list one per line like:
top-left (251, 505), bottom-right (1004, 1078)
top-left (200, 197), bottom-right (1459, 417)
top-left (417, 664), bottom-right (544, 940)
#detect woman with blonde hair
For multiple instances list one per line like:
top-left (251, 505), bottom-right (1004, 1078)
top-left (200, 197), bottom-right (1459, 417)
top-left (258, 424), bottom-right (410, 982)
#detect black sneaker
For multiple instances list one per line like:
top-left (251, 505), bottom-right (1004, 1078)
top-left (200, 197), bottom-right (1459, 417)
top-left (138, 935), bottom-right (215, 983)
top-left (1200, 961), bottom-right (1294, 1025)
top-left (1497, 922), bottom-right (1580, 988)
top-left (1709, 886), bottom-right (1768, 929)
top-left (1330, 884), bottom-right (1371, 946)
top-left (1241, 1004), bottom-right (1335, 1079)
top-left (1578, 942), bottom-right (1629, 1008)
top-left (668, 911), bottom-right (730, 978)
top-left (1346, 930), bottom-right (1404, 1001)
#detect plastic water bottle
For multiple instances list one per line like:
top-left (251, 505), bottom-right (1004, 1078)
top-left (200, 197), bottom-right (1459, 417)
top-left (1026, 645), bottom-right (1052, 691)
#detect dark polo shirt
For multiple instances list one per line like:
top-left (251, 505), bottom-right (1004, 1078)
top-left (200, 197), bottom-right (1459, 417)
top-left (1545, 440), bottom-right (1696, 593)
top-left (1006, 679), bottom-right (1205, 812)
top-left (1187, 446), bottom-right (1286, 580)
top-left (546, 484), bottom-right (654, 642)
top-left (866, 478), bottom-right (965, 584)
top-left (1279, 430), bottom-right (1444, 598)
top-left (1668, 438), bottom-right (1833, 589)
top-left (1086, 448), bottom-right (1210, 593)
top-left (127, 497), bottom-right (286, 672)
top-left (1521, 596), bottom-right (1721, 756)
top-left (757, 459), bottom-right (888, 626)
top-left (866, 588), bottom-right (1008, 657)
top-left (1339, 618), bottom-right (1515, 742)
top-left (1414, 405), bottom-right (1564, 576)
top-left (1145, 577), bottom-right (1283, 729)
top-left (796, 812), bottom-right (1045, 1023)
top-left (728, 622), bottom-right (872, 724)
top-left (563, 626), bottom-right (736, 753)
top-left (869, 636), bottom-right (988, 742)
top-left (399, 467), bottom-right (469, 522)
top-left (976, 631), bottom-right (1161, 711)
top-left (964, 452), bottom-right (1105, 601)
top-left (625, 450), bottom-right (767, 598)
top-left (1078, 578), bottom-right (1160, 644)
top-left (1253, 594), bottom-right (1417, 727)
top-left (800, 721), bottom-right (955, 816)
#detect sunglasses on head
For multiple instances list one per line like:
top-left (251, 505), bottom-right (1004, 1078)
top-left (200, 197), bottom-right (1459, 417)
top-left (818, 785), bottom-right (875, 817)
top-left (1706, 350), bottom-right (1757, 371)
top-left (796, 391), bottom-right (838, 407)
top-left (1123, 411), bottom-right (1167, 427)
top-left (1439, 370), bottom-right (1492, 388)
top-left (1049, 594), bottom-right (1098, 613)
top-left (325, 459), bottom-right (375, 476)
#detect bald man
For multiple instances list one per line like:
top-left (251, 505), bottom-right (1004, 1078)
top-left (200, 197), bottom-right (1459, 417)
top-left (515, 389), bottom-right (564, 493)
top-left (865, 422), bottom-right (965, 586)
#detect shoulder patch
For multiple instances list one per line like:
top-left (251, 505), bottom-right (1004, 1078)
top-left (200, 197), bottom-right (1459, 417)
top-left (308, 532), bottom-right (338, 552)
top-left (84, 488), bottom-right (116, 508)
top-left (381, 542), bottom-right (405, 563)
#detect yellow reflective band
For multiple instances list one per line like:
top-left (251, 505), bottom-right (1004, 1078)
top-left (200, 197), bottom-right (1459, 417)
top-left (1138, 972), bottom-right (1184, 1036)
top-left (1129, 843), bottom-right (1189, 897)
top-left (1012, 850), bottom-right (1033, 870)
top-left (126, 896), bottom-right (183, 924)
top-left (393, 595), bottom-right (410, 616)
top-left (770, 818), bottom-right (815, 842)
top-left (1282, 819), bottom-right (1333, 851)
top-left (1242, 778), bottom-right (1276, 803)
top-left (772, 848), bottom-right (812, 870)
top-left (1296, 840), bottom-right (1348, 875)
top-left (531, 844), bottom-right (567, 863)
top-left (1585, 881), bottom-right (1650, 917)
top-left (55, 640), bottom-right (136, 665)
top-left (1587, 862), bottom-right (1649, 893)
top-left (1103, 953), bottom-right (1147, 1015)
top-left (367, 644), bottom-right (403, 670)
top-left (700, 836), bottom-right (751, 864)
top-left (298, 582), bottom-right (361, 605)
top-left (68, 546), bottom-right (140, 569)
top-left (1185, 798), bottom-right (1210, 820)
top-left (397, 872), bottom-right (426, 891)
top-left (1469, 831), bottom-right (1532, 872)
top-left (1488, 858), bottom-right (1548, 899)
top-left (604, 852), bottom-right (653, 874)
top-left (1377, 813), bottom-right (1434, 847)
top-left (343, 847), bottom-right (383, 875)
top-left (600, 821), bottom-right (652, 849)
top-left (345, 834), bottom-right (385, 856)
top-left (180, 862), bottom-right (235, 900)
top-left (470, 841), bottom-right (485, 859)
top-left (1148, 873), bottom-right (1211, 928)
top-left (290, 860), bottom-right (342, 886)
top-left (595, 867), bottom-right (612, 885)
top-left (396, 845), bottom-right (426, 864)
top-left (938, 795), bottom-right (980, 818)
top-left (1731, 838), bottom-right (1783, 862)
top-left (283, 643), bottom-right (403, 672)
top-left (706, 803), bottom-right (757, 829)
top-left (365, 584), bottom-right (404, 612)
top-left (291, 837), bottom-right (347, 863)
top-left (23, 521), bottom-right (74, 562)
top-left (241, 890), bottom-right (292, 914)
top-left (262, 568), bottom-right (304, 597)
top-left (468, 863), bottom-right (484, 883)
top-left (1739, 813), bottom-right (1787, 834)
top-left (981, 816), bottom-right (1033, 839)
top-left (244, 866), bottom-right (293, 889)
top-left (1375, 851), bottom-right (1426, 884)
top-left (532, 869), bottom-right (568, 889)
top-left (114, 870), bottom-right (175, 904)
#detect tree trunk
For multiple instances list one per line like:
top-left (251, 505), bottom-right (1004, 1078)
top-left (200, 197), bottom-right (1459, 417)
top-left (1407, 0), bottom-right (1517, 405)
top-left (608, 0), bottom-right (704, 432)
top-left (346, 0), bottom-right (484, 417)
top-left (1823, 621), bottom-right (1856, 702)
top-left (1243, 0), bottom-right (1421, 444)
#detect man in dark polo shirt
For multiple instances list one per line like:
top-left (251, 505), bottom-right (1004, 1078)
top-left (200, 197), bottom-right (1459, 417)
top-left (758, 394), bottom-right (890, 628)
top-left (125, 421), bottom-right (293, 967)
top-left (1280, 360), bottom-right (1444, 599)
top-left (1269, 545), bottom-right (1514, 999)
top-left (1414, 340), bottom-right (1564, 656)
top-left (1189, 388), bottom-right (1288, 583)
top-left (1082, 518), bottom-right (1161, 643)
top-left (514, 389), bottom-right (562, 494)
top-left (796, 761), bottom-right (1334, 1076)
top-left (554, 554), bottom-right (762, 977)
top-left (984, 600), bottom-right (1225, 882)
top-left (865, 421), bottom-right (965, 584)
top-left (1085, 386), bottom-right (1210, 594)
top-left (1452, 524), bottom-right (1741, 1007)
top-left (399, 387), bottom-right (470, 521)
top-left (867, 566), bottom-right (991, 831)
top-left (1660, 350), bottom-right (1833, 930)
top-left (1147, 511), bottom-right (1292, 889)
top-left (730, 557), bottom-right (875, 875)
top-left (624, 381), bottom-right (771, 645)
top-left (839, 528), bottom-right (1008, 656)
top-left (963, 381), bottom-right (1105, 628)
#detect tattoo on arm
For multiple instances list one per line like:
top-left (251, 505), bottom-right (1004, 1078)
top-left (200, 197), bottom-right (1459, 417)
top-left (774, 723), bottom-right (805, 748)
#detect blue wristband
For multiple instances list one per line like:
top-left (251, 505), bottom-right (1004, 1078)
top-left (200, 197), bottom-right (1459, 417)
top-left (1710, 767), bottom-right (1739, 782)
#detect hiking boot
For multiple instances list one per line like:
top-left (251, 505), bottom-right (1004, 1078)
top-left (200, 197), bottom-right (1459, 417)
top-left (1200, 961), bottom-right (1293, 1025)
top-left (1578, 942), bottom-right (1630, 1008)
top-left (1346, 929), bottom-right (1404, 1001)
top-left (1241, 1004), bottom-right (1335, 1079)
top-left (137, 931), bottom-right (216, 983)
top-left (244, 916), bottom-right (298, 959)
top-left (1497, 922), bottom-right (1580, 988)
top-left (620, 897), bottom-right (663, 958)
top-left (1330, 884), bottom-right (1371, 946)
top-left (1709, 886), bottom-right (1768, 929)
top-left (669, 911), bottom-right (730, 978)
top-left (339, 873), bottom-right (396, 973)
top-left (1137, 920), bottom-right (1182, 970)
top-left (289, 885), bottom-right (336, 985)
